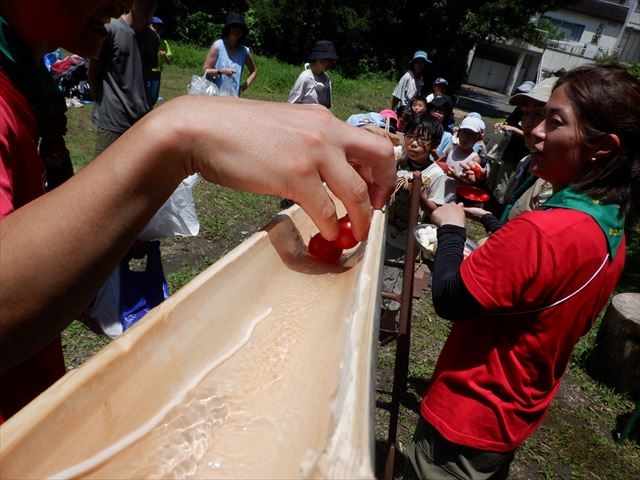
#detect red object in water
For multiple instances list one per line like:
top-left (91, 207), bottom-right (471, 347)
top-left (334, 216), bottom-right (358, 249)
top-left (456, 186), bottom-right (490, 205)
top-left (309, 233), bottom-right (343, 263)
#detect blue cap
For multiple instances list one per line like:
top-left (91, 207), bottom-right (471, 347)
top-left (151, 16), bottom-right (164, 25)
top-left (346, 112), bottom-right (387, 129)
top-left (410, 50), bottom-right (432, 64)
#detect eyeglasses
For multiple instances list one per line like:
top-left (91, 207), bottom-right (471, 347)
top-left (404, 134), bottom-right (432, 146)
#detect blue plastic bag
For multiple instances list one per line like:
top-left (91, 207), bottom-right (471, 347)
top-left (119, 241), bottom-right (170, 331)
top-left (83, 240), bottom-right (170, 338)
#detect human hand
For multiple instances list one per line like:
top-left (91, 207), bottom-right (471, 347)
top-left (155, 97), bottom-right (396, 242)
top-left (431, 202), bottom-right (466, 228)
top-left (460, 159), bottom-right (485, 183)
top-left (463, 206), bottom-right (490, 220)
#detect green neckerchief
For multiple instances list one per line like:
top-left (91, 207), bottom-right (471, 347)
top-left (0, 16), bottom-right (72, 189)
top-left (542, 186), bottom-right (625, 258)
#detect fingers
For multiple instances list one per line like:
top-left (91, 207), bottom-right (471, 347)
top-left (295, 123), bottom-right (394, 241)
top-left (343, 127), bottom-right (396, 210)
top-left (164, 97), bottom-right (395, 242)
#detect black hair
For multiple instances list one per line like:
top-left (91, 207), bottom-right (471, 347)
top-left (410, 94), bottom-right (428, 107)
top-left (404, 114), bottom-right (443, 147)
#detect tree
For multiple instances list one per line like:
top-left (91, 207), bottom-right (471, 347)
top-left (250, 0), bottom-right (573, 87)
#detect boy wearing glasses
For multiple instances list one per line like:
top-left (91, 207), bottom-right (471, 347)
top-left (387, 114), bottom-right (456, 248)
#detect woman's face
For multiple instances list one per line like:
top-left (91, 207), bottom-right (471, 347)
top-left (226, 25), bottom-right (244, 46)
top-left (528, 84), bottom-right (591, 188)
top-left (316, 58), bottom-right (335, 72)
top-left (412, 59), bottom-right (426, 74)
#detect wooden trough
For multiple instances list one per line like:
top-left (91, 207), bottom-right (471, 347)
top-left (0, 204), bottom-right (386, 479)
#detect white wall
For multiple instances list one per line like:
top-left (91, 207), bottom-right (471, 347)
top-left (545, 9), bottom-right (623, 50)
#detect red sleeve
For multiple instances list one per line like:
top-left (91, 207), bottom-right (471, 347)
top-left (460, 216), bottom-right (557, 313)
top-left (0, 71), bottom-right (43, 217)
top-left (0, 93), bottom-right (17, 217)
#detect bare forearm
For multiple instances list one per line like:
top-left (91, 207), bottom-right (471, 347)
top-left (0, 95), bottom-right (395, 371)
top-left (0, 112), bottom-right (186, 371)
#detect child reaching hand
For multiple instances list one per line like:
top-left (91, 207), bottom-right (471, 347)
top-left (445, 116), bottom-right (486, 185)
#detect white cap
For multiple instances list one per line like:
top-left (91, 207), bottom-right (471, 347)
top-left (459, 116), bottom-right (485, 133)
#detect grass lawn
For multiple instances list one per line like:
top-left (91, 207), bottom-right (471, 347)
top-left (60, 44), bottom-right (640, 479)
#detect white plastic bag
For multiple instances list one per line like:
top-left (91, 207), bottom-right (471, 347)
top-left (188, 74), bottom-right (219, 96)
top-left (217, 74), bottom-right (238, 97)
top-left (138, 174), bottom-right (201, 241)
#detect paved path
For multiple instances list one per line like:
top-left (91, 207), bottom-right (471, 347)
top-left (455, 83), bottom-right (514, 119)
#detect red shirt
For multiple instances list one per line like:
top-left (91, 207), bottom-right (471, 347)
top-left (0, 70), bottom-right (66, 423)
top-left (421, 208), bottom-right (625, 451)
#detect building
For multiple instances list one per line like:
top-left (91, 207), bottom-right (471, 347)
top-left (466, 0), bottom-right (640, 94)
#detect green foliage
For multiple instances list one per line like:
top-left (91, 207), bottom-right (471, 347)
top-left (594, 49), bottom-right (621, 63)
top-left (157, 0), bottom-right (574, 92)
top-left (174, 11), bottom-right (221, 48)
top-left (623, 61), bottom-right (640, 78)
top-left (167, 42), bottom-right (209, 70)
top-left (532, 16), bottom-right (565, 46)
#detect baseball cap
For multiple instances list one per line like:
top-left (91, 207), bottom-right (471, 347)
top-left (151, 16), bottom-right (164, 25)
top-left (459, 116), bottom-right (485, 133)
top-left (509, 76), bottom-right (558, 106)
top-left (433, 77), bottom-right (448, 86)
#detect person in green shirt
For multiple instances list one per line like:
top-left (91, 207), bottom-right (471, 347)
top-left (149, 15), bottom-right (171, 105)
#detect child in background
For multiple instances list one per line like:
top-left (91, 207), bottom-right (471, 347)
top-left (410, 94), bottom-right (428, 116)
top-left (444, 116), bottom-right (485, 185)
top-left (427, 96), bottom-right (455, 159)
top-left (387, 115), bottom-right (455, 248)
top-left (379, 109), bottom-right (399, 133)
top-left (426, 77), bottom-right (448, 103)
top-left (395, 104), bottom-right (413, 133)
top-left (382, 114), bottom-right (455, 337)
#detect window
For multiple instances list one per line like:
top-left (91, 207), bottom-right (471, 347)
top-left (542, 16), bottom-right (586, 42)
